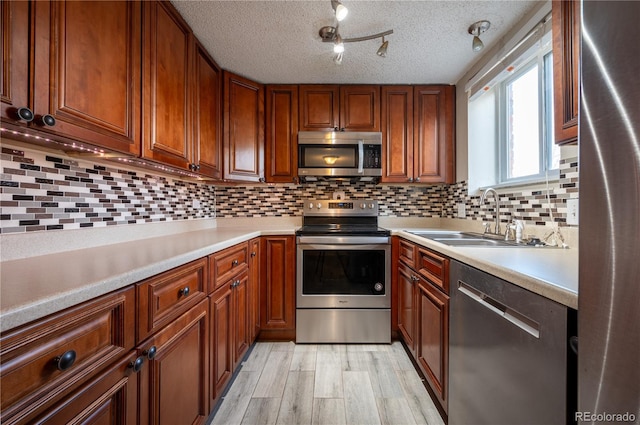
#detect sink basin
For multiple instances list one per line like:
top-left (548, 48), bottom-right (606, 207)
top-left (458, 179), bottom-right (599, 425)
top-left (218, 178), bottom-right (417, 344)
top-left (407, 230), bottom-right (528, 247)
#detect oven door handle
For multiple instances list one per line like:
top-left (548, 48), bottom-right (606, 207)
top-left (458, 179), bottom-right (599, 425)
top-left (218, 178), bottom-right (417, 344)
top-left (297, 236), bottom-right (390, 245)
top-left (358, 140), bottom-right (364, 174)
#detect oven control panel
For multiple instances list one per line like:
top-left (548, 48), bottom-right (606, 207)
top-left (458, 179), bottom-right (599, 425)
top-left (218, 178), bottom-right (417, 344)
top-left (303, 199), bottom-right (378, 216)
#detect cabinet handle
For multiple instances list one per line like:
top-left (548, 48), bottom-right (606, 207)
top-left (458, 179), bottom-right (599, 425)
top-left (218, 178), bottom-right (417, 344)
top-left (411, 275), bottom-right (419, 282)
top-left (415, 177), bottom-right (420, 182)
top-left (40, 114), bottom-right (56, 127)
top-left (16, 107), bottom-right (34, 122)
top-left (195, 165), bottom-right (201, 171)
top-left (179, 287), bottom-right (190, 297)
top-left (143, 345), bottom-right (157, 360)
top-left (129, 356), bottom-right (145, 373)
top-left (258, 177), bottom-right (266, 183)
top-left (189, 163), bottom-right (196, 171)
top-left (54, 349), bottom-right (76, 371)
top-left (408, 177), bottom-right (414, 183)
top-left (232, 259), bottom-right (239, 266)
top-left (251, 252), bottom-right (256, 258)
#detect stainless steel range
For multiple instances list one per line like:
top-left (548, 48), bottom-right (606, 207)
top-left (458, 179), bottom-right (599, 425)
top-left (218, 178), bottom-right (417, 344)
top-left (296, 199), bottom-right (391, 343)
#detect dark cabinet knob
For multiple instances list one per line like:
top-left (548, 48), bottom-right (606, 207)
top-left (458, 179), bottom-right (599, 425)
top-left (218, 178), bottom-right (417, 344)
top-left (40, 114), bottom-right (56, 127)
top-left (251, 252), bottom-right (256, 258)
top-left (334, 126), bottom-right (339, 131)
top-left (179, 287), bottom-right (190, 297)
top-left (143, 345), bottom-right (157, 360)
top-left (195, 164), bottom-right (200, 171)
top-left (16, 107), bottom-right (34, 122)
top-left (232, 259), bottom-right (239, 266)
top-left (129, 356), bottom-right (145, 373)
top-left (258, 177), bottom-right (266, 183)
top-left (54, 349), bottom-right (76, 371)
top-left (408, 177), bottom-right (414, 183)
top-left (415, 177), bottom-right (420, 182)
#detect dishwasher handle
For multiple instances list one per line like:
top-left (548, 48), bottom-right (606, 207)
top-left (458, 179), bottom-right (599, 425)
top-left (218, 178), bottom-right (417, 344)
top-left (457, 280), bottom-right (541, 338)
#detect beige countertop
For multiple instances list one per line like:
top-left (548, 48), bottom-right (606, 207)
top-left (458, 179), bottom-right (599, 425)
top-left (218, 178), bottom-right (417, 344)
top-left (1, 222), bottom-right (578, 333)
top-left (393, 229), bottom-right (578, 310)
top-left (0, 226), bottom-right (294, 333)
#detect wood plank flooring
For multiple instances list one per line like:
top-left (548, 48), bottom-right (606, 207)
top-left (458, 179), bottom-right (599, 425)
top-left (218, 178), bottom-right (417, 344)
top-left (209, 342), bottom-right (444, 425)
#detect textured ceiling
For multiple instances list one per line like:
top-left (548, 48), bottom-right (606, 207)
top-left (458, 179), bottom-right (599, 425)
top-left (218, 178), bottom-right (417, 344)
top-left (171, 0), bottom-right (541, 85)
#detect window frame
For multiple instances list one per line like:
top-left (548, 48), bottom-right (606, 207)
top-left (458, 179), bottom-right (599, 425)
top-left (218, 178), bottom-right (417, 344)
top-left (496, 42), bottom-right (557, 186)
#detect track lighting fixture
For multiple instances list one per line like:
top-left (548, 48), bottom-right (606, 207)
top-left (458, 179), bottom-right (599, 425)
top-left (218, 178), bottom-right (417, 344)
top-left (331, 0), bottom-right (348, 22)
top-left (468, 20), bottom-right (491, 52)
top-left (377, 36), bottom-right (389, 57)
top-left (334, 33), bottom-right (344, 53)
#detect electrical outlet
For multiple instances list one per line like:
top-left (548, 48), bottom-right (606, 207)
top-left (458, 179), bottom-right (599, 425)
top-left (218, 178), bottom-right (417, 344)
top-left (567, 198), bottom-right (579, 225)
top-left (457, 203), bottom-right (466, 218)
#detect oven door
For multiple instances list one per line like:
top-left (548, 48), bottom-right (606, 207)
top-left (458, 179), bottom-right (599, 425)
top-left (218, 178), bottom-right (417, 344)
top-left (296, 236), bottom-right (390, 309)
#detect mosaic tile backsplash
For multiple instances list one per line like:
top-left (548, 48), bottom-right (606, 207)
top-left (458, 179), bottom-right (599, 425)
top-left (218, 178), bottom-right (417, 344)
top-left (0, 143), bottom-right (579, 233)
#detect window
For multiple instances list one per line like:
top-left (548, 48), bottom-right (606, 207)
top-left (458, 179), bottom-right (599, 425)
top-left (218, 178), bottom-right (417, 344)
top-left (498, 49), bottom-right (559, 184)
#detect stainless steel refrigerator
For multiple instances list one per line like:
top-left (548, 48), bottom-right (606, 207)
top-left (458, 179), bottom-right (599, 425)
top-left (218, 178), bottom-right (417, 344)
top-left (579, 1), bottom-right (640, 423)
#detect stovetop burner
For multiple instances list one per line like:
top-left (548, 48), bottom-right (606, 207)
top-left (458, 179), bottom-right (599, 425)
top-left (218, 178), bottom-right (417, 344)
top-left (297, 199), bottom-right (389, 237)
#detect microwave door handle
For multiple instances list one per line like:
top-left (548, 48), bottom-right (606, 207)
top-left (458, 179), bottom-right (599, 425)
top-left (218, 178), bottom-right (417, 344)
top-left (358, 141), bottom-right (364, 173)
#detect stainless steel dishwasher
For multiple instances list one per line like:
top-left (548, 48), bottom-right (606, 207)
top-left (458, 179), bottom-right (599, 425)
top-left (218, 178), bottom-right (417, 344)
top-left (449, 260), bottom-right (571, 425)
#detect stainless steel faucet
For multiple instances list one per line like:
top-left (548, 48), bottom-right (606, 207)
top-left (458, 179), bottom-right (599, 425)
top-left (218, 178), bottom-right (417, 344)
top-left (479, 188), bottom-right (501, 235)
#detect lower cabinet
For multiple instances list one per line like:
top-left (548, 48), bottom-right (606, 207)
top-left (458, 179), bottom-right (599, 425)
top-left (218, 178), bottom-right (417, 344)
top-left (259, 236), bottom-right (296, 340)
top-left (395, 237), bottom-right (450, 414)
top-left (210, 284), bottom-right (233, 404)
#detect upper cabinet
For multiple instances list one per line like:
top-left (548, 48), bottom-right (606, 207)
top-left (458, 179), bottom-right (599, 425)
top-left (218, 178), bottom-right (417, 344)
top-left (299, 85), bottom-right (380, 131)
top-left (142, 1), bottom-right (193, 170)
top-left (266, 85), bottom-right (299, 183)
top-left (381, 85), bottom-right (455, 184)
top-left (552, 0), bottom-right (580, 145)
top-left (1, 0), bottom-right (142, 155)
top-left (223, 71), bottom-right (265, 182)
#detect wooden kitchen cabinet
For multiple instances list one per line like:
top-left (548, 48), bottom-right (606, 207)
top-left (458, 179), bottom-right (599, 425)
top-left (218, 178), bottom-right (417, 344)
top-left (299, 85), bottom-right (379, 131)
top-left (265, 85), bottom-right (299, 183)
top-left (137, 298), bottom-right (210, 425)
top-left (30, 351), bottom-right (139, 425)
top-left (210, 284), bottom-right (233, 404)
top-left (417, 276), bottom-right (449, 412)
top-left (259, 235), bottom-right (296, 340)
top-left (1, 0), bottom-right (142, 156)
top-left (299, 85), bottom-right (339, 131)
top-left (397, 261), bottom-right (418, 357)
top-left (413, 85), bottom-right (455, 184)
top-left (394, 237), bottom-right (451, 413)
top-left (552, 0), bottom-right (580, 145)
top-left (223, 71), bottom-right (265, 182)
top-left (248, 237), bottom-right (261, 342)
top-left (381, 85), bottom-right (455, 183)
top-left (209, 242), bottom-right (249, 293)
top-left (142, 0), bottom-right (193, 169)
top-left (136, 257), bottom-right (208, 342)
top-left (194, 40), bottom-right (224, 179)
top-left (0, 286), bottom-right (135, 424)
top-left (381, 86), bottom-right (414, 183)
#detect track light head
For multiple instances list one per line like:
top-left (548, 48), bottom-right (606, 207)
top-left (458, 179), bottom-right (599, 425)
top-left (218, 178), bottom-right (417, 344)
top-left (377, 37), bottom-right (389, 57)
top-left (331, 0), bottom-right (348, 22)
top-left (468, 20), bottom-right (491, 52)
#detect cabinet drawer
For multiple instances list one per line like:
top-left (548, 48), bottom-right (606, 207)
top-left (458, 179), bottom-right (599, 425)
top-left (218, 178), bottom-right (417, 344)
top-left (137, 258), bottom-right (208, 341)
top-left (0, 286), bottom-right (135, 424)
top-left (417, 247), bottom-right (449, 294)
top-left (398, 239), bottom-right (417, 268)
top-left (209, 242), bottom-right (248, 293)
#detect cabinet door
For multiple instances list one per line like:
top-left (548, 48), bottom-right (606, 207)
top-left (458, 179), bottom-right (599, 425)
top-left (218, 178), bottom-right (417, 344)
top-left (232, 272), bottom-right (250, 370)
top-left (381, 86), bottom-right (413, 183)
top-left (340, 85), bottom-right (380, 131)
top-left (142, 1), bottom-right (192, 169)
top-left (417, 280), bottom-right (449, 412)
top-left (260, 236), bottom-right (296, 338)
top-left (0, 287), bottom-right (135, 424)
top-left (413, 85), bottom-right (455, 184)
top-left (248, 238), bottom-right (261, 342)
top-left (0, 0), bottom-right (30, 126)
top-left (138, 299), bottom-right (209, 425)
top-left (32, 352), bottom-right (138, 425)
top-left (266, 85), bottom-right (299, 183)
top-left (397, 262), bottom-right (417, 356)
top-left (223, 71), bottom-right (264, 182)
top-left (31, 0), bottom-right (142, 155)
top-left (299, 85), bottom-right (339, 131)
top-left (210, 286), bottom-right (232, 404)
top-left (194, 41), bottom-right (223, 179)
top-left (552, 0), bottom-right (579, 145)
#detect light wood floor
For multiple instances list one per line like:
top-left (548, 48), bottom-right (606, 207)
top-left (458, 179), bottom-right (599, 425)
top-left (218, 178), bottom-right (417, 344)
top-left (208, 342), bottom-right (445, 425)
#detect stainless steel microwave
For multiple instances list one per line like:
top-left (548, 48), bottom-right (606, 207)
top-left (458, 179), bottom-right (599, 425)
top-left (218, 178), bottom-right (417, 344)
top-left (297, 131), bottom-right (382, 179)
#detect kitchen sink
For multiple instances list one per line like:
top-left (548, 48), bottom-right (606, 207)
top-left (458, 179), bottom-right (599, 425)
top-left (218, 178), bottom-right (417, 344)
top-left (407, 230), bottom-right (530, 247)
